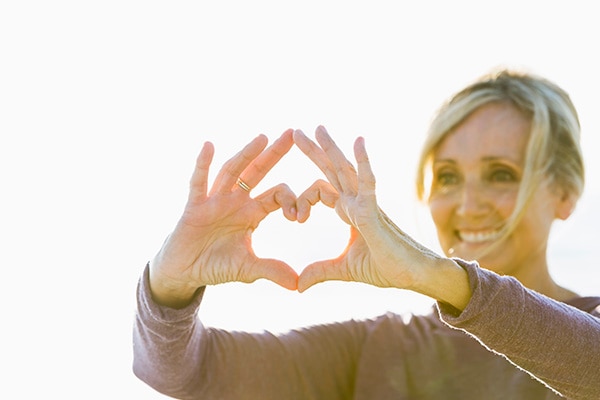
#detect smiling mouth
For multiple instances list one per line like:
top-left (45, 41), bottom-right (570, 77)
top-left (457, 229), bottom-right (503, 244)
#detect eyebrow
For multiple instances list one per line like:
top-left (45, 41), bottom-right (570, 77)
top-left (433, 156), bottom-right (521, 164)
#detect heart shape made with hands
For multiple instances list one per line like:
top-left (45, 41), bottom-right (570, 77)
top-left (227, 128), bottom-right (377, 292)
top-left (252, 185), bottom-right (349, 269)
top-left (154, 127), bottom-right (388, 304)
top-left (241, 144), bottom-right (351, 290)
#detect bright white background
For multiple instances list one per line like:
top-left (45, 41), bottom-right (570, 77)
top-left (1, 1), bottom-right (599, 398)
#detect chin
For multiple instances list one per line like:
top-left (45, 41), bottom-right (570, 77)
top-left (450, 245), bottom-right (505, 270)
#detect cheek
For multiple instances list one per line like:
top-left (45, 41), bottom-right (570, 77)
top-left (428, 197), bottom-right (452, 231)
top-left (519, 200), bottom-right (557, 237)
top-left (492, 191), bottom-right (518, 219)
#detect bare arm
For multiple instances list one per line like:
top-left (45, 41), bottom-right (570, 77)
top-left (294, 126), bottom-right (600, 399)
top-left (294, 126), bottom-right (471, 310)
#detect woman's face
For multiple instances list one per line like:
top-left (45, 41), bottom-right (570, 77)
top-left (428, 102), bottom-right (564, 276)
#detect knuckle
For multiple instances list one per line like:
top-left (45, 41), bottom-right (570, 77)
top-left (275, 182), bottom-right (291, 191)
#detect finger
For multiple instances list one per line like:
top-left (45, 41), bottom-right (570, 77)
top-left (296, 179), bottom-right (339, 223)
top-left (253, 183), bottom-right (298, 221)
top-left (239, 129), bottom-right (294, 189)
top-left (187, 142), bottom-right (215, 204)
top-left (293, 129), bottom-right (342, 192)
top-left (212, 134), bottom-right (269, 194)
top-left (245, 258), bottom-right (299, 290)
top-left (314, 126), bottom-right (358, 194)
top-left (354, 137), bottom-right (377, 199)
top-left (297, 259), bottom-right (349, 292)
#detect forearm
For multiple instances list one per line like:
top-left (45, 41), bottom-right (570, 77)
top-left (133, 265), bottom-right (206, 398)
top-left (133, 264), bottom-right (364, 399)
top-left (438, 260), bottom-right (600, 400)
top-left (413, 257), bottom-right (472, 311)
top-left (377, 210), bottom-right (472, 310)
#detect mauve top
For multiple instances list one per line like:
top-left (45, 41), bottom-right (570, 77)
top-left (133, 259), bottom-right (600, 399)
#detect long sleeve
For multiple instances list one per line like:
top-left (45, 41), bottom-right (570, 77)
top-left (132, 265), bottom-right (367, 400)
top-left (438, 259), bottom-right (600, 400)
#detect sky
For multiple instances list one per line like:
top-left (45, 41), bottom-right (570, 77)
top-left (1, 1), bottom-right (599, 398)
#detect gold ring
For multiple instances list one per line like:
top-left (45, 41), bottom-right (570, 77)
top-left (236, 178), bottom-right (251, 192)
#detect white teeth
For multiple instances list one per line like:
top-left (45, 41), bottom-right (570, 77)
top-left (458, 230), bottom-right (501, 243)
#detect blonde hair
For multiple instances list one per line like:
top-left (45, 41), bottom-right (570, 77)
top-left (416, 68), bottom-right (584, 255)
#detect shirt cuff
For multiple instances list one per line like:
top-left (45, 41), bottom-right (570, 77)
top-left (436, 258), bottom-right (526, 346)
top-left (136, 263), bottom-right (206, 329)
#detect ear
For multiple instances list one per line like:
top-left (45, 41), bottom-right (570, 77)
top-left (554, 189), bottom-right (578, 221)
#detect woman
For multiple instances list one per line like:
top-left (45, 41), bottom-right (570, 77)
top-left (133, 69), bottom-right (600, 399)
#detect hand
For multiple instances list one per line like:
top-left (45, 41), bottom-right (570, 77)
top-left (294, 126), bottom-right (471, 310)
top-left (293, 126), bottom-right (448, 294)
top-left (150, 129), bottom-right (300, 308)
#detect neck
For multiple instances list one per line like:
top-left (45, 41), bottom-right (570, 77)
top-left (512, 262), bottom-right (578, 302)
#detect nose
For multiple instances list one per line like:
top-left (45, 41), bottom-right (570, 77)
top-left (456, 180), bottom-right (490, 217)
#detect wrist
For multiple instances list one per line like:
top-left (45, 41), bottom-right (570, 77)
top-left (412, 257), bottom-right (472, 311)
top-left (148, 262), bottom-right (200, 309)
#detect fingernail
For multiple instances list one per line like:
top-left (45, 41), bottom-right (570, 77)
top-left (315, 125), bottom-right (329, 140)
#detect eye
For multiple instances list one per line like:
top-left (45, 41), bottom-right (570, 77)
top-left (489, 168), bottom-right (517, 183)
top-left (434, 170), bottom-right (460, 188)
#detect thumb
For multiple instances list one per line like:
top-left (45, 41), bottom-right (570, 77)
top-left (297, 259), bottom-right (347, 292)
top-left (247, 258), bottom-right (299, 290)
